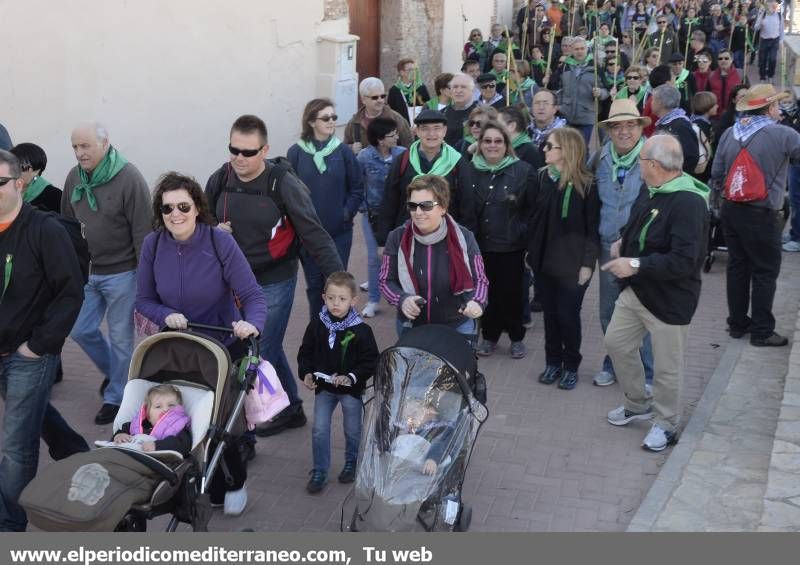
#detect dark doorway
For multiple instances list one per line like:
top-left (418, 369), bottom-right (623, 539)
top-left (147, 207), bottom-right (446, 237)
top-left (348, 0), bottom-right (380, 81)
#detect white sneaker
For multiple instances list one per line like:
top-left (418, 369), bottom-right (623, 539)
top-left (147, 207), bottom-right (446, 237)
top-left (607, 405), bottom-right (654, 426)
top-left (361, 302), bottom-right (379, 318)
top-left (592, 370), bottom-right (616, 386)
top-left (359, 282), bottom-right (369, 291)
top-left (641, 424), bottom-right (677, 452)
top-left (224, 485), bottom-right (247, 516)
top-left (783, 240), bottom-right (800, 252)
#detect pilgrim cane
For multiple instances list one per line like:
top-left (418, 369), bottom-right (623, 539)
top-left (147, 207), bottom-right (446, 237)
top-left (546, 18), bottom-right (557, 87)
top-left (742, 23), bottom-right (749, 83)
top-left (521, 3), bottom-right (531, 61)
top-left (728, 1), bottom-right (739, 52)
top-left (591, 30), bottom-right (601, 153)
top-left (504, 26), bottom-right (513, 104)
top-left (684, 19), bottom-right (693, 68)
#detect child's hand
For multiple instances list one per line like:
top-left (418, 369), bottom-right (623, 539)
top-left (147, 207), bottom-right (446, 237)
top-left (141, 441), bottom-right (156, 452)
top-left (422, 459), bottom-right (438, 475)
top-left (113, 433), bottom-right (132, 444)
top-left (303, 373), bottom-right (316, 390)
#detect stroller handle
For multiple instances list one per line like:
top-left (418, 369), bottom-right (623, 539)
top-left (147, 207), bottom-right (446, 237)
top-left (185, 322), bottom-right (259, 358)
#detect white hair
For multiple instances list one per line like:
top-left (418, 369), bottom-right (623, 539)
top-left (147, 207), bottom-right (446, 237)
top-left (449, 72), bottom-right (475, 90)
top-left (359, 77), bottom-right (384, 96)
top-left (645, 134), bottom-right (683, 172)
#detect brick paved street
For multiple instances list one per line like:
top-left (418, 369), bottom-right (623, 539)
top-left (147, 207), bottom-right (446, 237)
top-left (37, 219), bottom-right (739, 532)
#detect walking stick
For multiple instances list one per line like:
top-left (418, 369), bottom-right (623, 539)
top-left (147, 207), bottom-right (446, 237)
top-left (546, 18), bottom-right (557, 73)
top-left (521, 4), bottom-right (531, 60)
top-left (504, 26), bottom-right (513, 104)
top-left (728, 2), bottom-right (739, 52)
top-left (684, 20), bottom-right (693, 68)
top-left (742, 24), bottom-right (749, 83)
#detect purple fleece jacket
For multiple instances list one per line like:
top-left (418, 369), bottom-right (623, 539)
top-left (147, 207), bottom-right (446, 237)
top-left (136, 223), bottom-right (266, 342)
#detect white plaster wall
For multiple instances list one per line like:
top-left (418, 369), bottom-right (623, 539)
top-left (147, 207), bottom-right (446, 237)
top-left (1, 0), bottom-right (348, 187)
top-left (442, 0), bottom-right (512, 74)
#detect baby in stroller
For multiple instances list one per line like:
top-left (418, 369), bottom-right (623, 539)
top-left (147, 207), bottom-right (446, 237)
top-left (394, 396), bottom-right (454, 477)
top-left (112, 384), bottom-right (192, 455)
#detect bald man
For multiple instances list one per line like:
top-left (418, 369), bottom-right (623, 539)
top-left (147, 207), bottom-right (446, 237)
top-left (602, 134), bottom-right (709, 452)
top-left (61, 123), bottom-right (152, 425)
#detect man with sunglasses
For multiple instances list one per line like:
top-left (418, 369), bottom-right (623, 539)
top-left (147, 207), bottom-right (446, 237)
top-left (206, 114), bottom-right (342, 438)
top-left (61, 122), bottom-right (152, 426)
top-left (476, 73), bottom-right (506, 109)
top-left (649, 16), bottom-right (677, 64)
top-left (708, 49), bottom-right (741, 119)
top-left (345, 77), bottom-right (412, 154)
top-left (0, 150), bottom-right (85, 530)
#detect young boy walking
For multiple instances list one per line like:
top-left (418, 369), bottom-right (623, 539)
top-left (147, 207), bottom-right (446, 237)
top-left (298, 272), bottom-right (379, 493)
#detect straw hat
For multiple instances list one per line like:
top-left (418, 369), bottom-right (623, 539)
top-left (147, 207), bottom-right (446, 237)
top-left (735, 84), bottom-right (790, 112)
top-left (599, 98), bottom-right (652, 129)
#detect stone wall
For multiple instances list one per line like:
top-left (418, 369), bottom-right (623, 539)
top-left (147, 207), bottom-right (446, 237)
top-left (380, 0), bottom-right (445, 88)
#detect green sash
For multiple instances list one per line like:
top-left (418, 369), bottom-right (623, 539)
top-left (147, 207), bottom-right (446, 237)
top-left (296, 136), bottom-right (342, 174)
top-left (23, 176), bottom-right (51, 204)
top-left (471, 154), bottom-right (519, 173)
top-left (71, 146), bottom-right (128, 212)
top-left (408, 140), bottom-right (462, 180)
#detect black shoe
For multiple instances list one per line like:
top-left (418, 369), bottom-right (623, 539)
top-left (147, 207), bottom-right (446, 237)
top-left (751, 332), bottom-right (789, 347)
top-left (538, 365), bottom-right (561, 385)
top-left (531, 300), bottom-right (543, 313)
top-left (338, 461), bottom-right (357, 484)
top-left (729, 326), bottom-right (751, 339)
top-left (254, 406), bottom-right (306, 437)
top-left (94, 403), bottom-right (119, 425)
top-left (557, 370), bottom-right (579, 390)
top-left (239, 438), bottom-right (256, 465)
top-left (99, 378), bottom-right (109, 397)
top-left (306, 470), bottom-right (327, 494)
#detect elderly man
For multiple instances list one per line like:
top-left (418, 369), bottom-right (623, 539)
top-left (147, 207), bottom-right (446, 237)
top-left (603, 134), bottom-right (709, 452)
top-left (376, 109), bottom-right (474, 245)
top-left (650, 14), bottom-right (677, 64)
top-left (62, 123), bottom-right (151, 425)
top-left (0, 150), bottom-right (84, 531)
top-left (712, 85), bottom-right (800, 346)
top-left (344, 77), bottom-right (413, 153)
top-left (705, 3), bottom-right (731, 57)
top-left (755, 1), bottom-right (782, 82)
top-left (651, 84), bottom-right (699, 174)
top-left (443, 72), bottom-right (479, 148)
top-left (591, 99), bottom-right (654, 388)
top-left (530, 89), bottom-right (566, 149)
top-left (558, 37), bottom-right (607, 145)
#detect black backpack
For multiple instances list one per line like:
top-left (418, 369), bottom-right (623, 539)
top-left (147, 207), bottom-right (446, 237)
top-left (31, 211), bottom-right (91, 284)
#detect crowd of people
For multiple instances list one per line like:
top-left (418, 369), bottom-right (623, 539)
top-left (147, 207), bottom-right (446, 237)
top-left (2, 0), bottom-right (800, 532)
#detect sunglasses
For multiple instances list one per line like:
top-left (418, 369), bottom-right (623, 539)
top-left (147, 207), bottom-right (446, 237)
top-left (627, 75), bottom-right (641, 80)
top-left (657, 21), bottom-right (667, 24)
top-left (368, 94), bottom-right (387, 100)
top-left (316, 114), bottom-right (338, 122)
top-left (407, 200), bottom-right (439, 212)
top-left (0, 176), bottom-right (19, 187)
top-left (468, 120), bottom-right (485, 127)
top-left (160, 202), bottom-right (194, 215)
top-left (543, 142), bottom-right (561, 151)
top-left (718, 56), bottom-right (731, 60)
top-left (480, 83), bottom-right (497, 89)
top-left (229, 144), bottom-right (263, 157)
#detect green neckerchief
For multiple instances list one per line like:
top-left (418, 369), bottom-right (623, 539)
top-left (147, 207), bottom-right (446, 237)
top-left (395, 68), bottom-right (422, 106)
top-left (605, 71), bottom-right (625, 88)
top-left (426, 96), bottom-right (447, 110)
top-left (23, 176), bottom-right (51, 204)
top-left (648, 172), bottom-right (710, 206)
top-left (408, 140), bottom-right (462, 180)
top-left (617, 84), bottom-right (649, 105)
top-left (548, 166), bottom-right (574, 219)
top-left (564, 54), bottom-right (593, 67)
top-left (531, 59), bottom-right (547, 71)
top-left (674, 68), bottom-right (690, 89)
top-left (71, 146), bottom-right (128, 212)
top-left (490, 69), bottom-right (509, 83)
top-left (511, 132), bottom-right (533, 148)
top-left (519, 76), bottom-right (535, 91)
top-left (463, 133), bottom-right (477, 145)
top-left (296, 136), bottom-right (342, 174)
top-left (470, 40), bottom-right (487, 57)
top-left (610, 137), bottom-right (644, 181)
top-left (471, 154), bottom-right (519, 173)
top-left (638, 209), bottom-right (659, 253)
top-left (497, 40), bottom-right (520, 53)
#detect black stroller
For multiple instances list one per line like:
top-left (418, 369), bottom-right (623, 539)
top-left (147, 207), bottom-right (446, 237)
top-left (21, 324), bottom-right (258, 532)
top-left (342, 325), bottom-right (488, 532)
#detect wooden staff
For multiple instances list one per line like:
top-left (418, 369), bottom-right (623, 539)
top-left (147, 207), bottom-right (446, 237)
top-left (546, 18), bottom-right (557, 72)
top-left (742, 23), bottom-right (749, 83)
top-left (521, 3), bottom-right (531, 61)
top-left (633, 22), bottom-right (650, 63)
top-left (728, 1), bottom-right (739, 52)
top-left (683, 20), bottom-right (693, 68)
top-left (504, 26), bottom-right (513, 104)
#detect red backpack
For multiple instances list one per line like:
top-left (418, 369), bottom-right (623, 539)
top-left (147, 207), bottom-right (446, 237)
top-left (723, 131), bottom-right (769, 202)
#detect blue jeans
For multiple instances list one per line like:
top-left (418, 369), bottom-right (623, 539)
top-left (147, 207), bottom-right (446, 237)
top-left (259, 275), bottom-right (301, 406)
top-left (0, 352), bottom-right (56, 531)
top-left (789, 164), bottom-right (800, 242)
top-left (299, 230), bottom-right (352, 321)
top-left (360, 213), bottom-right (380, 304)
top-left (599, 246), bottom-right (653, 383)
top-left (70, 270), bottom-right (136, 406)
top-left (709, 38), bottom-right (726, 58)
top-left (312, 390), bottom-right (362, 473)
top-left (758, 37), bottom-right (779, 79)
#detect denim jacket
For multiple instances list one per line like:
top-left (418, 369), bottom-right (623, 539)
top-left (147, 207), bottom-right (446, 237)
top-left (593, 142), bottom-right (644, 247)
top-left (356, 145), bottom-right (406, 211)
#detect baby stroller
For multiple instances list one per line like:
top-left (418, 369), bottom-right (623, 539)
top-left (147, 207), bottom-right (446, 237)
top-left (21, 323), bottom-right (258, 532)
top-left (342, 324), bottom-right (488, 532)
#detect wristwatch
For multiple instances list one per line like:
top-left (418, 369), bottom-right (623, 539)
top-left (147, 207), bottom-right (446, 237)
top-left (629, 258), bottom-right (641, 271)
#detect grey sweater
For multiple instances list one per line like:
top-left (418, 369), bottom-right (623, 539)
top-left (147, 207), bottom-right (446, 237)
top-left (62, 162), bottom-right (152, 275)
top-left (712, 123), bottom-right (800, 210)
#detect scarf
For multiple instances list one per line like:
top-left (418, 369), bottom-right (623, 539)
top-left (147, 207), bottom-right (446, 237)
top-left (407, 140), bottom-right (462, 180)
top-left (531, 116), bottom-right (567, 146)
top-left (547, 166), bottom-right (574, 219)
top-left (296, 136), bottom-right (342, 174)
top-left (617, 85), bottom-right (649, 105)
top-left (674, 68), bottom-right (690, 89)
top-left (647, 172), bottom-right (710, 207)
top-left (463, 133), bottom-right (477, 145)
top-left (397, 214), bottom-right (474, 299)
top-left (733, 115), bottom-right (775, 142)
top-left (564, 54), bottom-right (593, 67)
top-left (531, 59), bottom-right (548, 71)
top-left (610, 137), bottom-right (644, 181)
top-left (426, 96), bottom-right (447, 110)
top-left (471, 154), bottom-right (519, 173)
top-left (656, 107), bottom-right (690, 127)
top-left (490, 69), bottom-right (509, 83)
top-left (395, 70), bottom-right (422, 106)
top-left (683, 17), bottom-right (701, 27)
top-left (319, 306), bottom-right (363, 349)
top-left (511, 132), bottom-right (533, 148)
top-left (518, 76), bottom-right (536, 93)
top-left (469, 40), bottom-right (487, 57)
top-left (129, 405), bottom-right (190, 440)
top-left (23, 176), bottom-right (52, 204)
top-left (71, 146), bottom-right (128, 212)
top-left (605, 71), bottom-right (625, 88)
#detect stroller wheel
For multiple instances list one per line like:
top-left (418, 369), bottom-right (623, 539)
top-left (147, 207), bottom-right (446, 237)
top-left (454, 504), bottom-right (472, 532)
top-left (703, 255), bottom-right (714, 273)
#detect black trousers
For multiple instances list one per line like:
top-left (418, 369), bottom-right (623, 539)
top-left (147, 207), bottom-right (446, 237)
top-left (758, 37), bottom-right (779, 79)
top-left (482, 250), bottom-right (526, 342)
top-left (537, 273), bottom-right (589, 371)
top-left (721, 201), bottom-right (782, 339)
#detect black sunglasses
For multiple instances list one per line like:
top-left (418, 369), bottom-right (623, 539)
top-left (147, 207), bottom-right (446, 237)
top-left (368, 94), bottom-right (387, 100)
top-left (160, 202), bottom-right (193, 215)
top-left (0, 176), bottom-right (19, 187)
top-left (543, 142), bottom-right (561, 151)
top-left (229, 144), bottom-right (263, 157)
top-left (316, 114), bottom-right (339, 122)
top-left (718, 56), bottom-right (731, 60)
top-left (407, 200), bottom-right (439, 212)
top-left (480, 83), bottom-right (497, 89)
top-left (627, 75), bottom-right (641, 80)
top-left (468, 120), bottom-right (485, 127)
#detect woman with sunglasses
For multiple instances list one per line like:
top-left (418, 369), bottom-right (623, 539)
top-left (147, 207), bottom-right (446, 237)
top-left (470, 121), bottom-right (536, 360)
top-left (136, 172), bottom-right (265, 516)
top-left (692, 52), bottom-right (713, 92)
top-left (288, 98), bottom-right (364, 319)
top-left (463, 28), bottom-right (488, 70)
top-left (457, 105), bottom-right (498, 157)
top-left (528, 127), bottom-right (599, 390)
top-left (615, 65), bottom-right (650, 114)
top-left (379, 175), bottom-right (488, 340)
